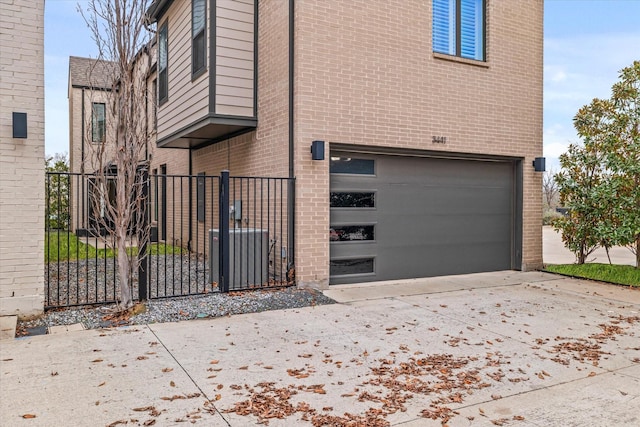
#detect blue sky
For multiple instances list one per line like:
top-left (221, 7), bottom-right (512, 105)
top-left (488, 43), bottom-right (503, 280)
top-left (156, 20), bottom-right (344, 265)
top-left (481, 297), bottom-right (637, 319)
top-left (44, 0), bottom-right (640, 170)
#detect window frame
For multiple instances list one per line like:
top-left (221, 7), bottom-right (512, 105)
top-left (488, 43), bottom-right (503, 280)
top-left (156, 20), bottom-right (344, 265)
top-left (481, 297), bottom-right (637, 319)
top-left (151, 78), bottom-right (157, 130)
top-left (191, 0), bottom-right (207, 78)
top-left (158, 22), bottom-right (168, 105)
top-left (432, 0), bottom-right (486, 62)
top-left (91, 102), bottom-right (106, 143)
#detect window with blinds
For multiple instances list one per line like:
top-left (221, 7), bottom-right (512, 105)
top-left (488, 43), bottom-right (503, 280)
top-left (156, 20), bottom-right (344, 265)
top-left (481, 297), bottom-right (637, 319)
top-left (433, 0), bottom-right (484, 61)
top-left (192, 0), bottom-right (206, 76)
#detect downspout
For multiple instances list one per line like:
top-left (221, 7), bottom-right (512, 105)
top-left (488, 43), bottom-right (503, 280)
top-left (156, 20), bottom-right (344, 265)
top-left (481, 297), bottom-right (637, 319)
top-left (81, 88), bottom-right (86, 228)
top-left (287, 0), bottom-right (296, 280)
top-left (288, 0), bottom-right (294, 180)
top-left (188, 149), bottom-right (193, 252)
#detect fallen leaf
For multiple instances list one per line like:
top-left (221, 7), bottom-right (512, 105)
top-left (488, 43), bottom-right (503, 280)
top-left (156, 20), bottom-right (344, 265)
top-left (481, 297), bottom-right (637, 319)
top-left (170, 381), bottom-right (175, 387)
top-left (217, 384), bottom-right (223, 390)
top-left (238, 366), bottom-right (248, 370)
top-left (210, 360), bottom-right (219, 365)
top-left (91, 359), bottom-right (103, 363)
top-left (21, 414), bottom-right (36, 419)
top-left (143, 419), bottom-right (156, 426)
top-left (137, 356), bottom-right (148, 360)
top-left (215, 394), bottom-right (221, 401)
top-left (513, 415), bottom-right (525, 420)
top-left (133, 406), bottom-right (155, 412)
top-left (588, 372), bottom-right (596, 377)
top-left (98, 382), bottom-right (106, 387)
top-left (162, 368), bottom-right (173, 373)
top-left (51, 371), bottom-right (58, 376)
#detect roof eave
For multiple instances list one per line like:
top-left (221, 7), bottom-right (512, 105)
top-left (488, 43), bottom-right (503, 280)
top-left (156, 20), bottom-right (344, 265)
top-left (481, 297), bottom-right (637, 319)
top-left (146, 0), bottom-right (173, 23)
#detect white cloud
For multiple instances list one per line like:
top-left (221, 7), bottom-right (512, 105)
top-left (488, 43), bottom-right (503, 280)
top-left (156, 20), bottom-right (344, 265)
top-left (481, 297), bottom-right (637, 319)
top-left (543, 124), bottom-right (579, 166)
top-left (543, 31), bottom-right (640, 170)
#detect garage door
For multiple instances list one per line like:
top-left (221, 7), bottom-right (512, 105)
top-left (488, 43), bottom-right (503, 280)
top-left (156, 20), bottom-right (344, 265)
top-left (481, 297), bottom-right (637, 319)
top-left (330, 152), bottom-right (517, 284)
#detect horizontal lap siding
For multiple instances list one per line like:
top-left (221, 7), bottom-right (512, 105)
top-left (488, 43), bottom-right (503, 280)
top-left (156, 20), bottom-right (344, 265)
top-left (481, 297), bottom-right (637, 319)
top-left (215, 0), bottom-right (255, 117)
top-left (157, 0), bottom-right (209, 141)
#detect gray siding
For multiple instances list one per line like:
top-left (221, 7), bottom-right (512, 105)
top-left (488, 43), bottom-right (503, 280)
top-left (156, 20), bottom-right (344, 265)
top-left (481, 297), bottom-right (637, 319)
top-left (215, 0), bottom-right (255, 117)
top-left (157, 0), bottom-right (210, 141)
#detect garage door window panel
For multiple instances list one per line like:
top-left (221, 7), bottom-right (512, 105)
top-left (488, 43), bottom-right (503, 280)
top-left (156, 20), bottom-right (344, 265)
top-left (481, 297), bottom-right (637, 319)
top-left (330, 157), bottom-right (375, 175)
top-left (330, 225), bottom-right (375, 242)
top-left (330, 258), bottom-right (375, 276)
top-left (330, 192), bottom-right (375, 208)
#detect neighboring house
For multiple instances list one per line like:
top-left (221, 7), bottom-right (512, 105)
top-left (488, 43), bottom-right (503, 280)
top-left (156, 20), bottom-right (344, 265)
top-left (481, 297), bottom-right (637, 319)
top-left (68, 56), bottom-right (119, 235)
top-left (68, 48), bottom-right (188, 237)
top-left (0, 1), bottom-right (45, 317)
top-left (144, 0), bottom-right (544, 289)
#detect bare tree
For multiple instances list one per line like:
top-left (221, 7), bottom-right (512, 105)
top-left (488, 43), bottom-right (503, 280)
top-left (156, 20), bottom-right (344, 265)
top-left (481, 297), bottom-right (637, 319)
top-left (542, 167), bottom-right (558, 210)
top-left (80, 0), bottom-right (152, 309)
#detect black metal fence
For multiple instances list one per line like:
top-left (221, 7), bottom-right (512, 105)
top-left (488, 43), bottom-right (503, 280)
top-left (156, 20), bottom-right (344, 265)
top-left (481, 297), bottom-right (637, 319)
top-left (45, 170), bottom-right (295, 309)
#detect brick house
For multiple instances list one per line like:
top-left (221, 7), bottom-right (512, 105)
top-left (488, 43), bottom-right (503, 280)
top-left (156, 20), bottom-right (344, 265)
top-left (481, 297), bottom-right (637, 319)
top-left (143, 0), bottom-right (544, 289)
top-left (0, 1), bottom-right (45, 317)
top-left (67, 51), bottom-right (189, 237)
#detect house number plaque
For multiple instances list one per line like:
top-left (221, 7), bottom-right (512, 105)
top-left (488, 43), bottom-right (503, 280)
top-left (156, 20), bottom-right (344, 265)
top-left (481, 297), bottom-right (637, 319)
top-left (432, 136), bottom-right (447, 144)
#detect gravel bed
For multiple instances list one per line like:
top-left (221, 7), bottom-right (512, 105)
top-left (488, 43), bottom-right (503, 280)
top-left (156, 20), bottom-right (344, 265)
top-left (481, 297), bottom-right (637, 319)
top-left (45, 255), bottom-right (213, 307)
top-left (19, 287), bottom-right (336, 334)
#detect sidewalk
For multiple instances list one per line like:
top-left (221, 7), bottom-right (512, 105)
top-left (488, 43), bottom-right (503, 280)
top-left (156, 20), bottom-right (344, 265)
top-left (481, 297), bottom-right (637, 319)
top-left (543, 225), bottom-right (636, 266)
top-left (2, 271), bottom-right (639, 426)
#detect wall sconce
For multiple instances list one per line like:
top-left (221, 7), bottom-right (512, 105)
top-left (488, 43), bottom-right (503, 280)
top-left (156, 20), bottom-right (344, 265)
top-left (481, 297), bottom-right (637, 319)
top-left (12, 112), bottom-right (27, 138)
top-left (532, 157), bottom-right (546, 172)
top-left (311, 140), bottom-right (325, 161)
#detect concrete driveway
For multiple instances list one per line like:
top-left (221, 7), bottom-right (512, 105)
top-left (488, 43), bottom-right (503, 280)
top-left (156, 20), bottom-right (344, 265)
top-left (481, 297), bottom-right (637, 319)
top-left (2, 271), bottom-right (639, 426)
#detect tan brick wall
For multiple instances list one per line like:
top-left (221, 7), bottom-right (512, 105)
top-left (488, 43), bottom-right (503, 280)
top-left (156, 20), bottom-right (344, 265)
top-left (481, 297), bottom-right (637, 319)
top-left (0, 0), bottom-right (45, 317)
top-left (162, 0), bottom-right (543, 288)
top-left (189, 0), bottom-right (291, 268)
top-left (293, 0), bottom-right (544, 286)
top-left (68, 87), bottom-right (115, 232)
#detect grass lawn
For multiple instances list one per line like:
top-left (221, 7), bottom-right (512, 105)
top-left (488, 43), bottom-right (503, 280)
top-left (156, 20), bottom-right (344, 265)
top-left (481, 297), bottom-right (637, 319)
top-left (544, 263), bottom-right (640, 287)
top-left (46, 231), bottom-right (184, 263)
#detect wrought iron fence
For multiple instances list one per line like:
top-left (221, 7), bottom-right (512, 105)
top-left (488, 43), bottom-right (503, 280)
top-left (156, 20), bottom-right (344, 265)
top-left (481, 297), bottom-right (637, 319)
top-left (44, 171), bottom-right (295, 309)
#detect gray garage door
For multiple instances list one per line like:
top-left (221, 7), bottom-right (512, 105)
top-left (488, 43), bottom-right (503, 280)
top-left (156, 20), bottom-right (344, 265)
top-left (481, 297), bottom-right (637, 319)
top-left (330, 152), bottom-right (517, 284)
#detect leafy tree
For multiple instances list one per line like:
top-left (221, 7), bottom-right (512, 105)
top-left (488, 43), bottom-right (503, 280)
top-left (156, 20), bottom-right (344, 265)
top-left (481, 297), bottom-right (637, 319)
top-left (604, 61), bottom-right (640, 267)
top-left (45, 153), bottom-right (70, 230)
top-left (554, 61), bottom-right (640, 267)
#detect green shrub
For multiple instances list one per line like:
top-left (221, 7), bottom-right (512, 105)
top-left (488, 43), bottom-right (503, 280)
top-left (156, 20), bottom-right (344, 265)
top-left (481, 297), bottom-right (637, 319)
top-left (543, 209), bottom-right (563, 226)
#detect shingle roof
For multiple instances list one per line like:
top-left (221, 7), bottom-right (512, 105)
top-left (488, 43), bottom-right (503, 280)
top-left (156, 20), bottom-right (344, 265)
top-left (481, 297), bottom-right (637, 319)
top-left (69, 56), bottom-right (118, 90)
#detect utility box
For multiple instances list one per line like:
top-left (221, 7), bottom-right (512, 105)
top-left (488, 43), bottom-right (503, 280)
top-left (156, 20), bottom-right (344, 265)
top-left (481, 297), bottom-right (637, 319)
top-left (209, 228), bottom-right (269, 288)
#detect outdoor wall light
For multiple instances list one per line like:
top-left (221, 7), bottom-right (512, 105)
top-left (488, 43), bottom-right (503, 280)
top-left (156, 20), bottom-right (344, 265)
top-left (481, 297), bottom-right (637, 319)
top-left (12, 112), bottom-right (27, 138)
top-left (532, 157), bottom-right (546, 172)
top-left (311, 140), bottom-right (325, 161)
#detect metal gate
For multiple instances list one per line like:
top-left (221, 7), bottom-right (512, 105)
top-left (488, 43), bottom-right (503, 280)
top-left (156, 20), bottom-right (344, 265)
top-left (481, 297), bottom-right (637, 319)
top-left (45, 170), bottom-right (295, 309)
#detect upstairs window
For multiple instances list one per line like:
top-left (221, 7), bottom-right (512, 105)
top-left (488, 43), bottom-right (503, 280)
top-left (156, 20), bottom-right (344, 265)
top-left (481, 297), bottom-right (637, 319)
top-left (151, 78), bottom-right (157, 129)
top-left (91, 102), bottom-right (106, 143)
top-left (433, 0), bottom-right (485, 61)
top-left (158, 23), bottom-right (168, 104)
top-left (192, 0), bottom-right (206, 76)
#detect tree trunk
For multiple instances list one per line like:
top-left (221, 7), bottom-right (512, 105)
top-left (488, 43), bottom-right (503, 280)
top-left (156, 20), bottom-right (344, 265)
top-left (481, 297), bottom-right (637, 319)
top-left (117, 230), bottom-right (133, 308)
top-left (636, 235), bottom-right (640, 269)
top-left (578, 243), bottom-right (586, 264)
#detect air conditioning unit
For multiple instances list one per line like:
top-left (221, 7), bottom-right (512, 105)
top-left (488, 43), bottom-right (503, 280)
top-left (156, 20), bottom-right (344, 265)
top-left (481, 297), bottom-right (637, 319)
top-left (209, 228), bottom-right (269, 288)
